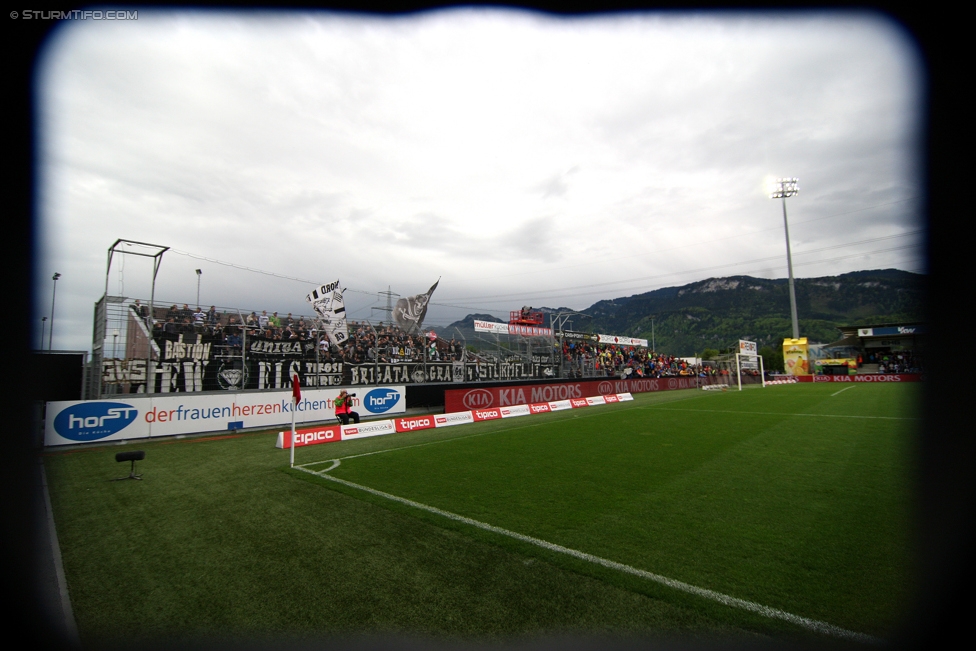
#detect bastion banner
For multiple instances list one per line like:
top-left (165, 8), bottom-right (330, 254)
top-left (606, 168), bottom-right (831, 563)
top-left (444, 376), bottom-right (701, 412)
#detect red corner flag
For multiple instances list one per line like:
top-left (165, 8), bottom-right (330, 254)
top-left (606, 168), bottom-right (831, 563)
top-left (292, 374), bottom-right (301, 403)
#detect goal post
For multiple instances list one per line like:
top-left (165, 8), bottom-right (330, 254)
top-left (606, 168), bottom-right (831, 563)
top-left (734, 339), bottom-right (764, 391)
top-left (735, 352), bottom-right (765, 391)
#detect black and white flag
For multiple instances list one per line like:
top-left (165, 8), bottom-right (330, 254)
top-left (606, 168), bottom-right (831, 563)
top-left (306, 279), bottom-right (348, 345)
top-left (393, 279), bottom-right (439, 334)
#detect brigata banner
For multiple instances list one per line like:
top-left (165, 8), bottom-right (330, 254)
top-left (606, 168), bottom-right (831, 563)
top-left (445, 376), bottom-right (700, 412)
top-left (799, 374), bottom-right (923, 383)
top-left (46, 385), bottom-right (406, 447)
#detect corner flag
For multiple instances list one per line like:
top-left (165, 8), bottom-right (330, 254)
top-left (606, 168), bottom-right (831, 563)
top-left (290, 373), bottom-right (301, 467)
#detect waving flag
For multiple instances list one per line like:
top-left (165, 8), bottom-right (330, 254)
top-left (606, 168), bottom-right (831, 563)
top-left (306, 279), bottom-right (348, 345)
top-left (393, 279), bottom-right (439, 334)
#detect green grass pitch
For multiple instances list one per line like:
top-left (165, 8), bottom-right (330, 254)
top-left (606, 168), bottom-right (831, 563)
top-left (44, 382), bottom-right (918, 646)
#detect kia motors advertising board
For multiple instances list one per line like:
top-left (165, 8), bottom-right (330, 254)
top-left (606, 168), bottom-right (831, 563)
top-left (800, 374), bottom-right (922, 383)
top-left (46, 385), bottom-right (406, 446)
top-left (445, 378), bottom-right (697, 412)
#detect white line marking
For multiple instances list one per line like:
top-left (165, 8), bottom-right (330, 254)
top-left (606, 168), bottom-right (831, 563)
top-left (831, 386), bottom-right (856, 397)
top-left (294, 464), bottom-right (882, 644)
top-left (646, 407), bottom-right (915, 421)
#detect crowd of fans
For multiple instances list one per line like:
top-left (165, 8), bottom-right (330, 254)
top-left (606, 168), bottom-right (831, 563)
top-left (561, 340), bottom-right (712, 378)
top-left (860, 350), bottom-right (923, 374)
top-left (142, 303), bottom-right (466, 364)
top-left (136, 302), bottom-right (922, 376)
top-left (320, 322), bottom-right (466, 364)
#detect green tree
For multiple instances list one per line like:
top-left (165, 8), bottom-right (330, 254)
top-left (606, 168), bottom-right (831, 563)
top-left (759, 345), bottom-right (784, 372)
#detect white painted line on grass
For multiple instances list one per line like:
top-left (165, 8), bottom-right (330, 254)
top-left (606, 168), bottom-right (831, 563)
top-left (831, 386), bottom-right (856, 397)
top-left (647, 407), bottom-right (916, 421)
top-left (295, 462), bottom-right (881, 645)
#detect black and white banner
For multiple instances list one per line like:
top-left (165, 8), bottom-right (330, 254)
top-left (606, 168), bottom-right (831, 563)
top-left (306, 279), bottom-right (348, 345)
top-left (102, 330), bottom-right (560, 394)
top-left (393, 279), bottom-right (439, 334)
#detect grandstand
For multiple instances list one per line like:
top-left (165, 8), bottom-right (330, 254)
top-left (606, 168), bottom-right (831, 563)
top-left (89, 293), bottom-right (731, 400)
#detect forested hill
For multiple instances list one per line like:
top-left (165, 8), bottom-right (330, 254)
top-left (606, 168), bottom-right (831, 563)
top-left (579, 269), bottom-right (923, 355)
top-left (439, 269), bottom-right (923, 357)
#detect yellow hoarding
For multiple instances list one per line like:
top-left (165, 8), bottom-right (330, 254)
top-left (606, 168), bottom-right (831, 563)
top-left (783, 338), bottom-right (809, 376)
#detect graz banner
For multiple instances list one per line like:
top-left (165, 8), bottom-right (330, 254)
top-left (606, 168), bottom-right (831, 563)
top-left (101, 331), bottom-right (559, 394)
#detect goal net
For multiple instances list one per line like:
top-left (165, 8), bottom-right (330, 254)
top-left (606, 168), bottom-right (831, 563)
top-left (702, 354), bottom-right (765, 391)
top-left (701, 357), bottom-right (735, 390)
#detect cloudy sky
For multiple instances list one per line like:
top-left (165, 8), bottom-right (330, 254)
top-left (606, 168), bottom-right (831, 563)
top-left (33, 7), bottom-right (925, 352)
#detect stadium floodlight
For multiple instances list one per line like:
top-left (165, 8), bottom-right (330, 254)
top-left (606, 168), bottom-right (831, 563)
top-left (768, 177), bottom-right (800, 339)
top-left (196, 269), bottom-right (202, 307)
top-left (49, 272), bottom-right (61, 351)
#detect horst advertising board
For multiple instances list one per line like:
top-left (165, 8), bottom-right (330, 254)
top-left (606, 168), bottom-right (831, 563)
top-left (45, 386), bottom-right (406, 446)
top-left (444, 376), bottom-right (700, 412)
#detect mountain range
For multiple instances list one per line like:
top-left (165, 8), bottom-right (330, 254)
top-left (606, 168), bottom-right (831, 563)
top-left (432, 269), bottom-right (924, 356)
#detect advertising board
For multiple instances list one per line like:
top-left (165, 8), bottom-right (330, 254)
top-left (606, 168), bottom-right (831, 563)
top-left (782, 338), bottom-right (810, 376)
top-left (46, 385), bottom-right (406, 446)
top-left (799, 374), bottom-right (923, 383)
top-left (444, 376), bottom-right (698, 412)
top-left (276, 393), bottom-right (634, 450)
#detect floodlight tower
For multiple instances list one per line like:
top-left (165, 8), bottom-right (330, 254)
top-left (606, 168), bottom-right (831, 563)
top-left (768, 178), bottom-right (800, 339)
top-left (196, 269), bottom-right (202, 306)
top-left (49, 272), bottom-right (61, 351)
